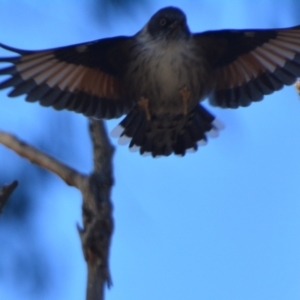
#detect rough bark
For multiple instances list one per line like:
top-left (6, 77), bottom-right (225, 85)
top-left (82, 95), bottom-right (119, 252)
top-left (0, 119), bottom-right (114, 300)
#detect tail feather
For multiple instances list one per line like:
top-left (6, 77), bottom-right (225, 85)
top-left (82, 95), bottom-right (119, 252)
top-left (111, 104), bottom-right (224, 157)
top-left (130, 121), bottom-right (146, 147)
top-left (123, 110), bottom-right (145, 140)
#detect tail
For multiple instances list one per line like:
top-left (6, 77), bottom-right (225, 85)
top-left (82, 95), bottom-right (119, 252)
top-left (111, 104), bottom-right (224, 157)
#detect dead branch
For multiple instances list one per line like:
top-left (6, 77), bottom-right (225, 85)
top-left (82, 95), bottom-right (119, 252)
top-left (0, 119), bottom-right (114, 300)
top-left (0, 131), bottom-right (86, 187)
top-left (0, 180), bottom-right (18, 213)
top-left (80, 119), bottom-right (115, 299)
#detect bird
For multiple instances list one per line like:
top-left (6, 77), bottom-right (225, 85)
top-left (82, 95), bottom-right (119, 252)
top-left (0, 6), bottom-right (300, 157)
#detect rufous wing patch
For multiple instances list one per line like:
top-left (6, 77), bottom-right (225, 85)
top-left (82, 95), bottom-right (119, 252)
top-left (210, 27), bottom-right (300, 107)
top-left (15, 51), bottom-right (121, 99)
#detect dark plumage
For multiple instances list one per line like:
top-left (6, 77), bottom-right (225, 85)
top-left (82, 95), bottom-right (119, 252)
top-left (1, 6), bottom-right (300, 156)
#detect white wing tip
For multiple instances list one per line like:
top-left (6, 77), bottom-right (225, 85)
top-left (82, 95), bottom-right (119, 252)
top-left (206, 128), bottom-right (219, 138)
top-left (197, 139), bottom-right (208, 146)
top-left (205, 118), bottom-right (225, 138)
top-left (142, 151), bottom-right (151, 157)
top-left (186, 147), bottom-right (197, 153)
top-left (118, 135), bottom-right (131, 145)
top-left (129, 145), bottom-right (140, 152)
top-left (110, 124), bottom-right (124, 138)
top-left (212, 118), bottom-right (225, 131)
top-left (110, 124), bottom-right (132, 145)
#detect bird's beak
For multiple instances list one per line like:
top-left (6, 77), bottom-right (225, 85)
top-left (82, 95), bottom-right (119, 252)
top-left (169, 20), bottom-right (183, 30)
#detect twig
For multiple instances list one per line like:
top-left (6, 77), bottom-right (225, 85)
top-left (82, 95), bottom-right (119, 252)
top-left (0, 131), bottom-right (86, 188)
top-left (0, 180), bottom-right (18, 213)
top-left (0, 119), bottom-right (115, 300)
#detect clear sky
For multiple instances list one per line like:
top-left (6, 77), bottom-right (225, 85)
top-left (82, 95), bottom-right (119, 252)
top-left (0, 1), bottom-right (300, 299)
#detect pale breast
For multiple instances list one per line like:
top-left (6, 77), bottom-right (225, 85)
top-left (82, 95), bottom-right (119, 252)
top-left (126, 38), bottom-right (211, 114)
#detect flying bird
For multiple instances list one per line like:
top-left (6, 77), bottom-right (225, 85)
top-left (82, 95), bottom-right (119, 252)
top-left (0, 6), bottom-right (300, 157)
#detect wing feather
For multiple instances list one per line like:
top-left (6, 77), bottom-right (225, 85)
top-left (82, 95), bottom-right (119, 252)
top-left (194, 26), bottom-right (300, 108)
top-left (0, 37), bottom-right (134, 118)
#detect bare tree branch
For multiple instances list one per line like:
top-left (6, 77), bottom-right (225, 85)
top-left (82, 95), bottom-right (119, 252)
top-left (0, 119), bottom-right (115, 300)
top-left (0, 180), bottom-right (18, 213)
top-left (0, 131), bottom-right (86, 188)
top-left (79, 119), bottom-right (115, 300)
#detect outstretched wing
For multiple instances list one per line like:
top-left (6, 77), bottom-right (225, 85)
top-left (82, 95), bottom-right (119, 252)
top-left (0, 36), bottom-right (134, 118)
top-left (194, 26), bottom-right (300, 108)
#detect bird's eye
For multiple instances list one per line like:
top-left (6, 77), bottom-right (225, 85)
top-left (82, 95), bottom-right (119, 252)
top-left (159, 18), bottom-right (167, 26)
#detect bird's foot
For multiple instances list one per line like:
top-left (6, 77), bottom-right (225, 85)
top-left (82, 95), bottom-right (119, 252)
top-left (138, 97), bottom-right (151, 121)
top-left (179, 86), bottom-right (190, 116)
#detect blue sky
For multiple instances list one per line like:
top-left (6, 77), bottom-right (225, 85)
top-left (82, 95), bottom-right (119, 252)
top-left (0, 1), bottom-right (300, 299)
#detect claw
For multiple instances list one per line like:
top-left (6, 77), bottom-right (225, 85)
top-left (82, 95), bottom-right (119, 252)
top-left (179, 86), bottom-right (190, 115)
top-left (138, 97), bottom-right (151, 120)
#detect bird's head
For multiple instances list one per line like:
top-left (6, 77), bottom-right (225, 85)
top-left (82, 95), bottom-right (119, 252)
top-left (146, 7), bottom-right (190, 41)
